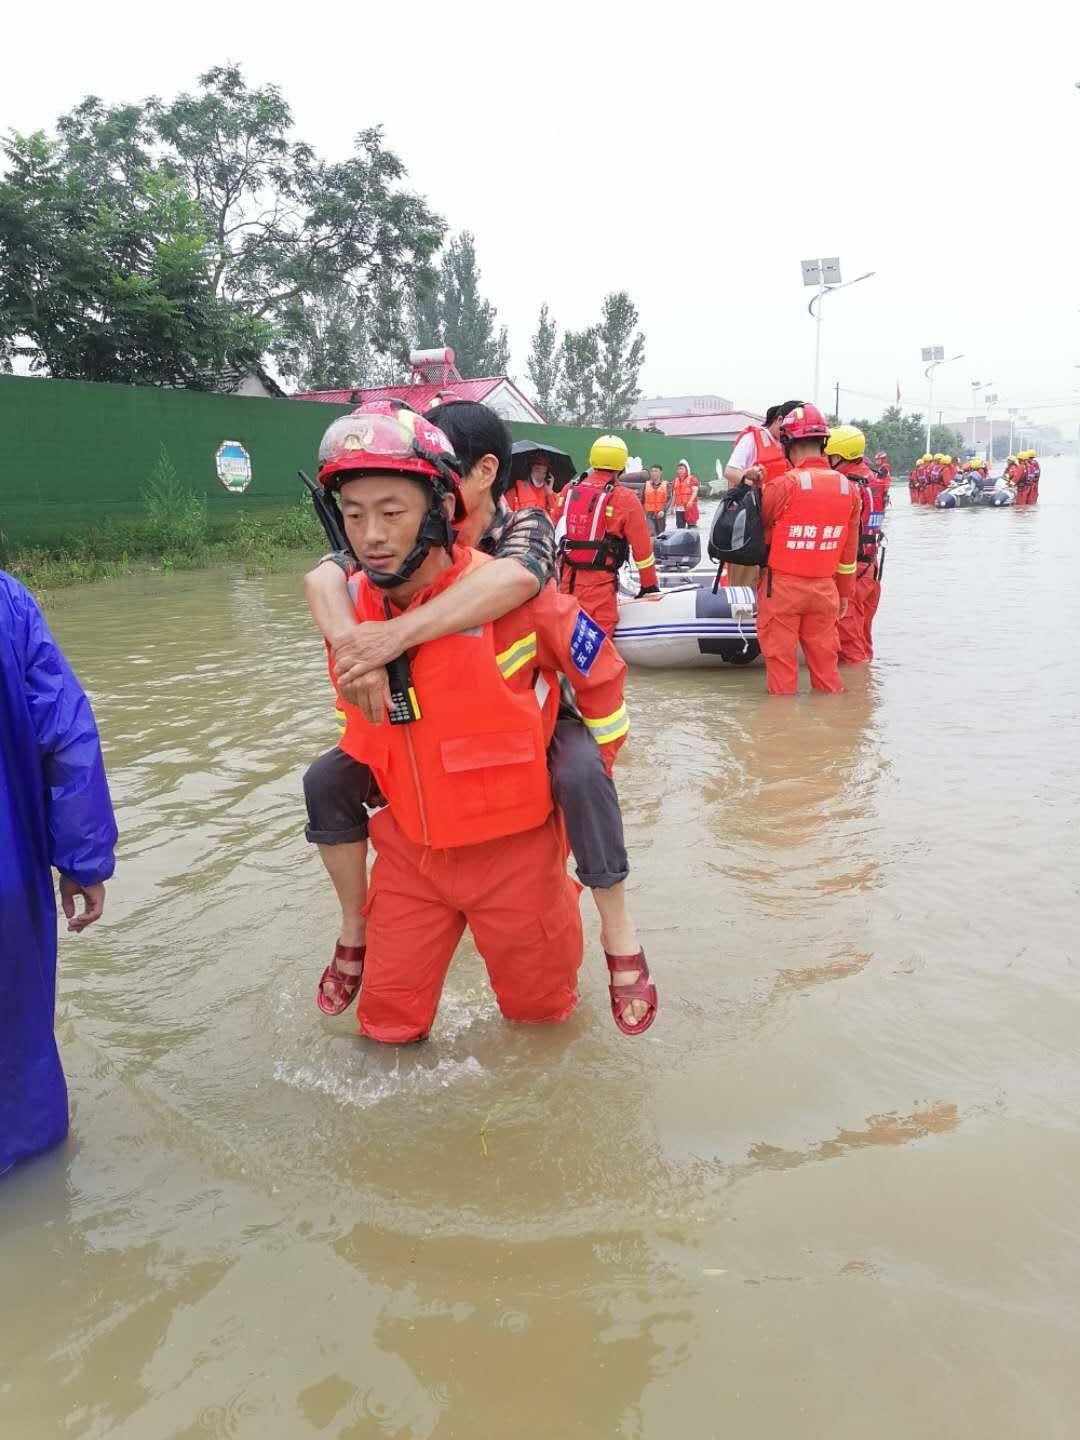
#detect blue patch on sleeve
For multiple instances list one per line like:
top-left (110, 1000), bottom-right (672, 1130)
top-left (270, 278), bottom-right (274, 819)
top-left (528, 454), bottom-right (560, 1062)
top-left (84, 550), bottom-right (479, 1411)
top-left (570, 610), bottom-right (606, 675)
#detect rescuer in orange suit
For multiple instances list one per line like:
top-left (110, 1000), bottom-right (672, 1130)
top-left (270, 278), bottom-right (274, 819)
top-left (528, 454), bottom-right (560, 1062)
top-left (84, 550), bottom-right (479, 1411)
top-left (558, 435), bottom-right (659, 636)
top-left (676, 460), bottom-right (701, 527)
top-left (505, 456), bottom-right (554, 512)
top-left (825, 426), bottom-right (884, 664)
top-left (318, 408), bottom-right (658, 1043)
top-left (873, 451), bottom-right (892, 504)
top-left (670, 461), bottom-right (696, 528)
top-left (723, 401), bottom-right (804, 584)
top-left (755, 403), bottom-right (862, 695)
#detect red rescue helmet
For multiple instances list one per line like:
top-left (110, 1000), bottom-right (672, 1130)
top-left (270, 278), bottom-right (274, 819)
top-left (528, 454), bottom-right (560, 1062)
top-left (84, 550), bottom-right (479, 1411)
top-left (316, 402), bottom-right (465, 590)
top-left (318, 401), bottom-right (463, 511)
top-left (778, 402), bottom-right (831, 443)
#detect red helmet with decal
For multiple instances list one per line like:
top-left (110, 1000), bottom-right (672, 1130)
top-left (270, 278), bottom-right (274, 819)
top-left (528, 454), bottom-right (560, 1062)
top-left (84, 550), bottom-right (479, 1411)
top-left (778, 402), bottom-right (830, 443)
top-left (315, 402), bottom-right (465, 591)
top-left (317, 401), bottom-right (464, 518)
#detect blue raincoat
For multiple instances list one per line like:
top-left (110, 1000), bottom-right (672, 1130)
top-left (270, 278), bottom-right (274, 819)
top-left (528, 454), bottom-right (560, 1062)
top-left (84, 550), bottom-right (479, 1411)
top-left (1, 572), bottom-right (117, 1176)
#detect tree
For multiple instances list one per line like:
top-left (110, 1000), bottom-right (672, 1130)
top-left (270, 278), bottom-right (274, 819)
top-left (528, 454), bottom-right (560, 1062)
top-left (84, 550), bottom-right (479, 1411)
top-left (844, 405), bottom-right (963, 475)
top-left (593, 290), bottom-right (645, 428)
top-left (151, 67), bottom-right (443, 363)
top-left (554, 328), bottom-right (599, 426)
top-left (1, 65), bottom-right (443, 387)
top-left (0, 127), bottom-right (267, 385)
top-left (526, 303), bottom-right (562, 418)
top-left (426, 231), bottom-right (507, 377)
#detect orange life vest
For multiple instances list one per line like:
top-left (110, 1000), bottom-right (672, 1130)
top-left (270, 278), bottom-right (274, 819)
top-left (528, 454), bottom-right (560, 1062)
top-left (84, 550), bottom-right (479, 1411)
top-left (767, 468), bottom-right (856, 579)
top-left (735, 426), bottom-right (789, 483)
top-left (336, 555), bottom-right (557, 849)
top-left (643, 480), bottom-right (668, 514)
top-left (836, 458), bottom-right (881, 564)
top-left (672, 473), bottom-right (694, 507)
top-left (561, 477), bottom-right (627, 573)
top-left (505, 477), bottom-right (548, 512)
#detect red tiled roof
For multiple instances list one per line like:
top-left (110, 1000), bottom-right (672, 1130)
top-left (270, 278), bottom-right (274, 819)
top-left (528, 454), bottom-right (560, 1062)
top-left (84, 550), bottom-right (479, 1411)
top-left (631, 408), bottom-right (763, 438)
top-left (293, 378), bottom-right (504, 407)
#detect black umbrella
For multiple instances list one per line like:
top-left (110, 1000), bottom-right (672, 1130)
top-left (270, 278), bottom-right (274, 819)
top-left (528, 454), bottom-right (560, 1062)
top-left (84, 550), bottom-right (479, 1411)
top-left (509, 440), bottom-right (578, 492)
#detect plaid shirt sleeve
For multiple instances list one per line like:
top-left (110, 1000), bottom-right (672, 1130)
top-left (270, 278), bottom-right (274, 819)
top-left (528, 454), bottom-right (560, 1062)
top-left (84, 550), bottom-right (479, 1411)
top-left (489, 502), bottom-right (556, 590)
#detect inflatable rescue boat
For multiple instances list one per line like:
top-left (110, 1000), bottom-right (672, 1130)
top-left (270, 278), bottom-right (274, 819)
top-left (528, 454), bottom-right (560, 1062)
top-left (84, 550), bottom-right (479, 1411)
top-left (936, 476), bottom-right (1016, 508)
top-left (614, 583), bottom-right (760, 669)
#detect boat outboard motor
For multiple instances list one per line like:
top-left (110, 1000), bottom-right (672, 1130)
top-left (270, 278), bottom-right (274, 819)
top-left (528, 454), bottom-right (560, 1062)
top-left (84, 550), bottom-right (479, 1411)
top-left (655, 527), bottom-right (701, 571)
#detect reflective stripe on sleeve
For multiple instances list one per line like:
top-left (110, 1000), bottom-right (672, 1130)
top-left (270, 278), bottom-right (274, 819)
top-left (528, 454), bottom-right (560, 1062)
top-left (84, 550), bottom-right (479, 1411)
top-left (637, 552), bottom-right (655, 570)
top-left (836, 562), bottom-right (857, 575)
top-left (496, 631), bottom-right (538, 678)
top-left (335, 706), bottom-right (346, 734)
top-left (583, 704), bottom-right (630, 744)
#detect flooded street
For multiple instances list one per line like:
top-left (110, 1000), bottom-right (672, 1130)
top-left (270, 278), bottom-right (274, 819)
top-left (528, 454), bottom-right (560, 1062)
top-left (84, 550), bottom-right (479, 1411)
top-left (3, 460), bottom-right (1080, 1438)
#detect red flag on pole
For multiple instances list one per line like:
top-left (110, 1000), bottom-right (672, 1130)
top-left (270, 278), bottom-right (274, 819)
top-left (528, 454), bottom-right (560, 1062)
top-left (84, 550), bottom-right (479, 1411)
top-left (896, 379), bottom-right (902, 403)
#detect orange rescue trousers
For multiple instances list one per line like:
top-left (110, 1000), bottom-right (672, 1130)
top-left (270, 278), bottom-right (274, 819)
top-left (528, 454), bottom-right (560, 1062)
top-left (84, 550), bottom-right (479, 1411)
top-left (357, 808), bottom-right (584, 1043)
top-left (838, 563), bottom-right (881, 664)
top-left (756, 570), bottom-right (844, 695)
top-left (563, 575), bottom-right (619, 638)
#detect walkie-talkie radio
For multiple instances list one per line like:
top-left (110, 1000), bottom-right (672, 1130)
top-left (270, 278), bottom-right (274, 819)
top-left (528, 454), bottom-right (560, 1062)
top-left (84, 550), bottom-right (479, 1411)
top-left (384, 600), bottom-right (421, 725)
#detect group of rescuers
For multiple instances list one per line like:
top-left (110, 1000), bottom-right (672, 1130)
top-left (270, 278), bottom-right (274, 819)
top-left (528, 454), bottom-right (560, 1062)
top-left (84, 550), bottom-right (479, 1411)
top-left (300, 393), bottom-right (891, 1046)
top-left (908, 450), bottom-right (1041, 506)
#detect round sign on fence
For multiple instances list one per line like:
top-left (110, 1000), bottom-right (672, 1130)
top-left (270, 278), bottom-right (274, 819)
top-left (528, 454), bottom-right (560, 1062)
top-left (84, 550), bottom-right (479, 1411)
top-left (216, 441), bottom-right (253, 493)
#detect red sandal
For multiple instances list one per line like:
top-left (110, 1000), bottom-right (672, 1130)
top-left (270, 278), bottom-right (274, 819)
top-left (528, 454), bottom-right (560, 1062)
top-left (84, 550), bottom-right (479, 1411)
top-left (316, 943), bottom-right (366, 1016)
top-left (605, 949), bottom-right (658, 1036)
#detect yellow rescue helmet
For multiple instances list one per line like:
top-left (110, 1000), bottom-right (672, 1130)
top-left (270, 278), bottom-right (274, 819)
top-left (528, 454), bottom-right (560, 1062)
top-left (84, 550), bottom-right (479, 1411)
top-left (932, 453), bottom-right (944, 463)
top-left (920, 453), bottom-right (932, 464)
top-left (1023, 449), bottom-right (1036, 460)
top-left (589, 434), bottom-right (629, 473)
top-left (1007, 454), bottom-right (1017, 464)
top-left (824, 424), bottom-right (866, 461)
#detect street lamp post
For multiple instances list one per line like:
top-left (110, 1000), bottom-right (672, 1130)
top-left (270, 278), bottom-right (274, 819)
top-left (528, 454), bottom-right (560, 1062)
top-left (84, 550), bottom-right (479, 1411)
top-left (984, 393), bottom-right (998, 464)
top-left (970, 379), bottom-right (993, 452)
top-left (801, 258), bottom-right (876, 407)
top-left (1008, 407), bottom-right (1018, 455)
top-left (922, 347), bottom-right (964, 454)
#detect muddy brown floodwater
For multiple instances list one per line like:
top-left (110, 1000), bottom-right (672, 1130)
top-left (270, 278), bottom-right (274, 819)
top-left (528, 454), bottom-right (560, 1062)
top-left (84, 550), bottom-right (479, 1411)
top-left (3, 460), bottom-right (1080, 1438)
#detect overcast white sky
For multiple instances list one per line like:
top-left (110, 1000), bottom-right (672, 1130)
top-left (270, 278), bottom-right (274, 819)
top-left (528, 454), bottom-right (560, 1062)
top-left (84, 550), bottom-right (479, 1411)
top-left (6, 0), bottom-right (1080, 429)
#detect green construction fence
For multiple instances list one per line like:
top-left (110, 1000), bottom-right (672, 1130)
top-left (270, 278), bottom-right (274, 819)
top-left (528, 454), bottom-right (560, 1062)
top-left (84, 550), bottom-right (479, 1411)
top-left (0, 376), bottom-right (733, 550)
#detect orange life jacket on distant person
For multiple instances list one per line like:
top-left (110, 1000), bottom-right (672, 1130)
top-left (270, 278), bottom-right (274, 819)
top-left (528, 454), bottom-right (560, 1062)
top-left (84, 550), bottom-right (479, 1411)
top-left (643, 480), bottom-right (668, 514)
top-left (735, 425), bottom-right (789, 483)
top-left (504, 477), bottom-right (549, 512)
top-left (767, 466), bottom-right (857, 579)
top-left (835, 458), bottom-right (881, 565)
top-left (336, 554), bottom-right (558, 849)
top-left (672, 472), bottom-right (694, 507)
top-left (561, 477), bottom-right (628, 574)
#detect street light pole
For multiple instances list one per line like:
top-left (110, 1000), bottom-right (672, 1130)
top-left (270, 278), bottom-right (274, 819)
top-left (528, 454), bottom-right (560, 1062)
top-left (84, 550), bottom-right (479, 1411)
top-left (969, 380), bottom-right (992, 452)
top-left (803, 260), bottom-right (875, 407)
top-left (923, 350), bottom-right (964, 453)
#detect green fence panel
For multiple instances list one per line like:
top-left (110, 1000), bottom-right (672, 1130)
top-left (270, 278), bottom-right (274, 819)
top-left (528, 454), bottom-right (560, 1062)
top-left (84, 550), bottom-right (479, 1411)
top-left (0, 377), bottom-right (355, 548)
top-left (0, 376), bottom-right (735, 549)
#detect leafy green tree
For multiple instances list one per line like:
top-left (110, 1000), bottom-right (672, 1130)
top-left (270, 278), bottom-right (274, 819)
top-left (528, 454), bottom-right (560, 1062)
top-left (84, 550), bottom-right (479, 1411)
top-left (594, 290), bottom-right (645, 428)
top-left (1, 65), bottom-right (443, 387)
top-left (433, 231), bottom-right (508, 377)
top-left (554, 328), bottom-right (599, 426)
top-left (527, 303), bottom-right (562, 418)
top-left (0, 127), bottom-right (267, 384)
top-left (151, 67), bottom-right (443, 364)
top-left (845, 406), bottom-right (961, 475)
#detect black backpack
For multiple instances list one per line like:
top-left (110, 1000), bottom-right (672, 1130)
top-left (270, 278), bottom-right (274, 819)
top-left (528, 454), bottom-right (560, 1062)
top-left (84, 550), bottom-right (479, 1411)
top-left (707, 481), bottom-right (767, 566)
